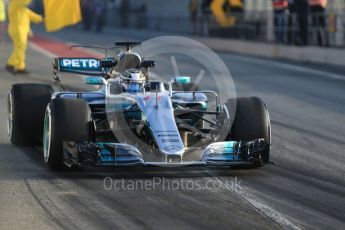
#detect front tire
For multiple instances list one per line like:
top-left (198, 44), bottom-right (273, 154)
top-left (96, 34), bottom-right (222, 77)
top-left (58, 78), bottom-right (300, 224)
top-left (43, 98), bottom-right (91, 170)
top-left (224, 97), bottom-right (271, 163)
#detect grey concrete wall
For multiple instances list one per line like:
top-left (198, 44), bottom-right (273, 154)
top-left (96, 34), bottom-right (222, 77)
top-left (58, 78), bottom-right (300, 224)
top-left (198, 35), bottom-right (345, 66)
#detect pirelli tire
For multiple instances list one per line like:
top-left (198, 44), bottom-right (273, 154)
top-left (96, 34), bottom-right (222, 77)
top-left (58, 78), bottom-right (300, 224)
top-left (43, 98), bottom-right (91, 170)
top-left (8, 84), bottom-right (54, 146)
top-left (224, 97), bottom-right (271, 164)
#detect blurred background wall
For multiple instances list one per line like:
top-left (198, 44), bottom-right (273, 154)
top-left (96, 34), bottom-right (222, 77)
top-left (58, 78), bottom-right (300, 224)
top-left (29, 0), bottom-right (345, 47)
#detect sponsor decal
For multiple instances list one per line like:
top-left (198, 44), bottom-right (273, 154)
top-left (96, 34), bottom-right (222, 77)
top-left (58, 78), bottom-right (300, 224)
top-left (165, 145), bottom-right (182, 150)
top-left (59, 58), bottom-right (101, 71)
top-left (143, 95), bottom-right (162, 101)
top-left (157, 134), bottom-right (179, 137)
top-left (209, 147), bottom-right (233, 155)
top-left (156, 131), bottom-right (181, 143)
top-left (143, 95), bottom-right (151, 101)
top-left (161, 138), bottom-right (180, 143)
top-left (154, 130), bottom-right (177, 133)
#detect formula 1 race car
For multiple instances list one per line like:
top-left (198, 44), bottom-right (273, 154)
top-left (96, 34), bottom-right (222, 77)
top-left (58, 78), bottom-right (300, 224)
top-left (7, 41), bottom-right (271, 170)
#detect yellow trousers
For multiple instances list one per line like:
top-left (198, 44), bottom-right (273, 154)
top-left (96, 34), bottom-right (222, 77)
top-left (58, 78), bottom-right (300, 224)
top-left (6, 0), bottom-right (43, 71)
top-left (7, 28), bottom-right (28, 70)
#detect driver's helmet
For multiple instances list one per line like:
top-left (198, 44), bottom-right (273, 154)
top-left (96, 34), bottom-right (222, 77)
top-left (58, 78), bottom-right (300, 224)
top-left (120, 68), bottom-right (146, 93)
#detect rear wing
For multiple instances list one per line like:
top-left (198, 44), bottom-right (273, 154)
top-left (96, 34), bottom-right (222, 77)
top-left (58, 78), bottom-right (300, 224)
top-left (53, 58), bottom-right (117, 76)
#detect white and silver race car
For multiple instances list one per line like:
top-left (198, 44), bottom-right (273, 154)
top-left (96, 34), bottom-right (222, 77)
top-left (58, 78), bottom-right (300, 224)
top-left (8, 41), bottom-right (271, 170)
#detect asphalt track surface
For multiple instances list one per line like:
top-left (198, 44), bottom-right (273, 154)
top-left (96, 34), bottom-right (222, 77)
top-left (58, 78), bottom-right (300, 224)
top-left (0, 27), bottom-right (344, 230)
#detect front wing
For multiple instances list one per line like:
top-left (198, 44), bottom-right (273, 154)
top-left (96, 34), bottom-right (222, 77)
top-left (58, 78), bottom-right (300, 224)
top-left (63, 139), bottom-right (269, 167)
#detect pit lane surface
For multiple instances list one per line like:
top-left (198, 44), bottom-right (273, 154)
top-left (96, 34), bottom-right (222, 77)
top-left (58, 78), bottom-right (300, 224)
top-left (0, 28), bottom-right (344, 230)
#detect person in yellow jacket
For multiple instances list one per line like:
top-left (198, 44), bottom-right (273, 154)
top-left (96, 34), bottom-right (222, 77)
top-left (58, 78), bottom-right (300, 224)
top-left (6, 0), bottom-right (43, 74)
top-left (0, 0), bottom-right (5, 42)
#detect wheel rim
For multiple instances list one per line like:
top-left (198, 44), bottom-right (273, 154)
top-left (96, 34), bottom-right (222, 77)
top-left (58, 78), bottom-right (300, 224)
top-left (43, 107), bottom-right (52, 163)
top-left (267, 109), bottom-right (272, 146)
top-left (7, 91), bottom-right (13, 139)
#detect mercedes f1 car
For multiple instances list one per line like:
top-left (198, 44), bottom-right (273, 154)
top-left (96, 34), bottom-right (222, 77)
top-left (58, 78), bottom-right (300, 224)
top-left (7, 41), bottom-right (271, 170)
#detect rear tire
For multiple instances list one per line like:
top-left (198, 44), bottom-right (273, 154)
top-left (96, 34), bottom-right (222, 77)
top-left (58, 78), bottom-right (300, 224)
top-left (8, 84), bottom-right (54, 146)
top-left (225, 97), bottom-right (271, 163)
top-left (43, 98), bottom-right (91, 170)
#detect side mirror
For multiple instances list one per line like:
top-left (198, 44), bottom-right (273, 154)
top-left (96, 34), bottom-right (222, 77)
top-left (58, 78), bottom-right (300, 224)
top-left (174, 76), bottom-right (190, 84)
top-left (85, 77), bottom-right (104, 85)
